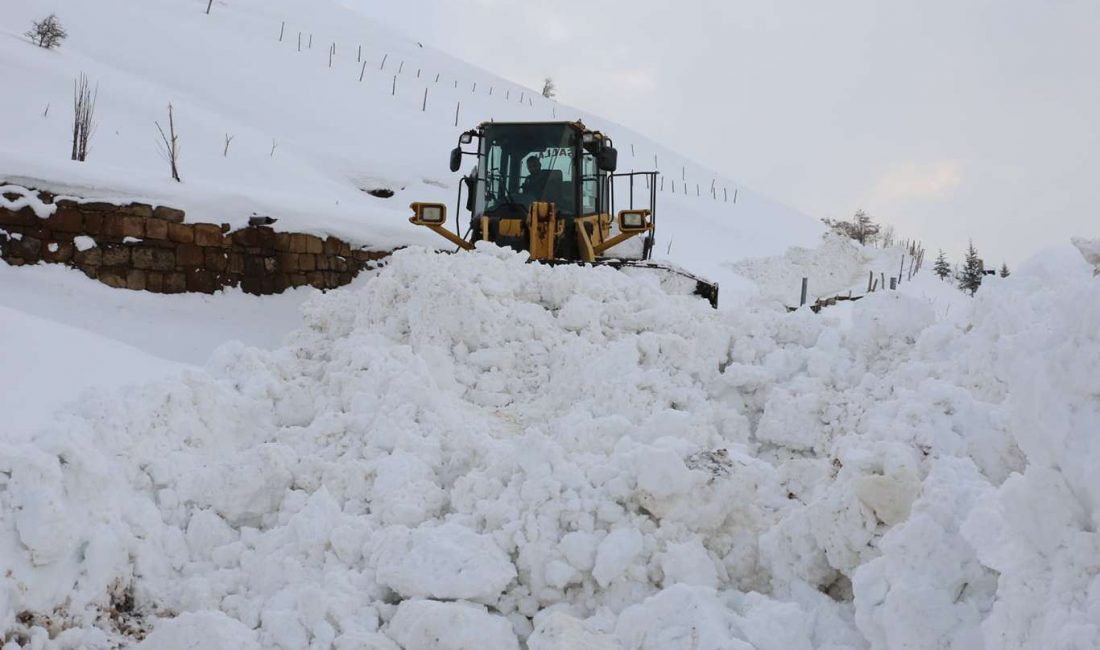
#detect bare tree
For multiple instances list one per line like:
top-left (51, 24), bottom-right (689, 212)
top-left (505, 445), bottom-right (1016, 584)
top-left (880, 224), bottom-right (896, 248)
top-left (26, 14), bottom-right (67, 49)
top-left (223, 133), bottom-right (234, 157)
top-left (71, 73), bottom-right (98, 162)
top-left (541, 77), bottom-right (556, 99)
top-left (155, 104), bottom-right (181, 182)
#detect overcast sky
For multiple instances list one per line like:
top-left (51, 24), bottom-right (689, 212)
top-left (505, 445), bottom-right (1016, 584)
top-left (356, 0), bottom-right (1098, 266)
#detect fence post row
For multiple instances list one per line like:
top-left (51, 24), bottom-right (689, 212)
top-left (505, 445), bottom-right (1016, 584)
top-left (279, 23), bottom-right (752, 203)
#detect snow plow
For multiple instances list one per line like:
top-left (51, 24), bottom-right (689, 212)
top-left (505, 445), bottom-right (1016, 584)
top-left (408, 121), bottom-right (719, 307)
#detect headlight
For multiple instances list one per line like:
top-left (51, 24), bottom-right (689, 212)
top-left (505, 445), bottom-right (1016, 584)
top-left (618, 210), bottom-right (649, 231)
top-left (410, 202), bottom-right (447, 225)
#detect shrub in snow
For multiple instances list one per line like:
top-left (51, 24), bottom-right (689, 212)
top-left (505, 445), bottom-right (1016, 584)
top-left (72, 73), bottom-right (97, 162)
top-left (25, 14), bottom-right (67, 49)
top-left (155, 104), bottom-right (182, 182)
top-left (822, 209), bottom-right (880, 246)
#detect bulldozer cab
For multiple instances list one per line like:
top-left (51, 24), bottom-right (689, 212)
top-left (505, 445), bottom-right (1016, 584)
top-left (468, 121), bottom-right (622, 260)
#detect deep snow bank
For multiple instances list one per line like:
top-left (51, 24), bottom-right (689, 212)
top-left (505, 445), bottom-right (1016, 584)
top-left (1, 244), bottom-right (1098, 649)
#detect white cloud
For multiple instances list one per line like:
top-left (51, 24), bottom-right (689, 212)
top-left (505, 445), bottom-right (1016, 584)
top-left (867, 160), bottom-right (963, 204)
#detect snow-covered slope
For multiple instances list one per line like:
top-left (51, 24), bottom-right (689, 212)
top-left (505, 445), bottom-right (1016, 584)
top-left (0, 0), bottom-right (822, 299)
top-left (1, 244), bottom-right (1097, 649)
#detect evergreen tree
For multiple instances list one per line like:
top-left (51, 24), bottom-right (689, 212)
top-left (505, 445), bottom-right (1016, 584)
top-left (999, 262), bottom-right (1010, 278)
top-left (958, 241), bottom-right (984, 295)
top-left (541, 78), bottom-right (556, 99)
top-left (933, 250), bottom-right (951, 280)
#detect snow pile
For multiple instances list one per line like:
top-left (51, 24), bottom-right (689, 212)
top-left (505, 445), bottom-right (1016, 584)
top-left (730, 234), bottom-right (915, 306)
top-left (1072, 236), bottom-right (1100, 273)
top-left (1, 244), bottom-right (1098, 649)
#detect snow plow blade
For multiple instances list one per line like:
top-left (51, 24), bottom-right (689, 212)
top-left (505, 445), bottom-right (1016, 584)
top-left (543, 259), bottom-right (719, 308)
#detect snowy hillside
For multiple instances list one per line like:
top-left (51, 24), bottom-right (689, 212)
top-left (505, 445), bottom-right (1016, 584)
top-left (0, 0), bottom-right (823, 298)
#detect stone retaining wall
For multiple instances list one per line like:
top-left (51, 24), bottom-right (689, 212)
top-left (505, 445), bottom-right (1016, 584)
top-left (0, 185), bottom-right (389, 294)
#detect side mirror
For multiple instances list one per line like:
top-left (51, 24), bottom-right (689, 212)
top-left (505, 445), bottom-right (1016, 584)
top-left (449, 147), bottom-right (462, 172)
top-left (618, 209), bottom-right (650, 232)
top-left (463, 174), bottom-right (477, 211)
top-left (459, 132), bottom-right (474, 144)
top-left (597, 147), bottom-right (618, 172)
top-left (410, 202), bottom-right (447, 225)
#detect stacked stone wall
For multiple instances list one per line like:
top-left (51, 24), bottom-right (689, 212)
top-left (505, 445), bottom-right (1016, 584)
top-left (0, 185), bottom-right (389, 294)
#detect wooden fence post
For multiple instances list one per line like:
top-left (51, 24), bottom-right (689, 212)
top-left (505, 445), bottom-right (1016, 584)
top-left (800, 278), bottom-right (809, 306)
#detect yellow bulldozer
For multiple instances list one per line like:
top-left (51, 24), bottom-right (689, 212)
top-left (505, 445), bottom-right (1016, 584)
top-left (408, 120), bottom-right (718, 306)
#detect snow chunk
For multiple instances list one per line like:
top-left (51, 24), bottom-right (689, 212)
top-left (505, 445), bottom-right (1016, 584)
top-left (387, 600), bottom-right (518, 650)
top-left (659, 539), bottom-right (718, 588)
top-left (139, 611), bottom-right (260, 650)
top-left (374, 522), bottom-right (515, 600)
top-left (615, 585), bottom-right (752, 649)
top-left (371, 451), bottom-right (446, 526)
top-left (185, 509), bottom-right (237, 559)
top-left (179, 442), bottom-right (295, 527)
top-left (592, 527), bottom-right (644, 587)
top-left (73, 236), bottom-right (96, 251)
top-left (560, 531), bottom-right (599, 572)
top-left (529, 611), bottom-right (621, 650)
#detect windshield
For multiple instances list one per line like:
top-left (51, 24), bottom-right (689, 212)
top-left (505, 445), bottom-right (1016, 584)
top-left (480, 124), bottom-right (578, 216)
